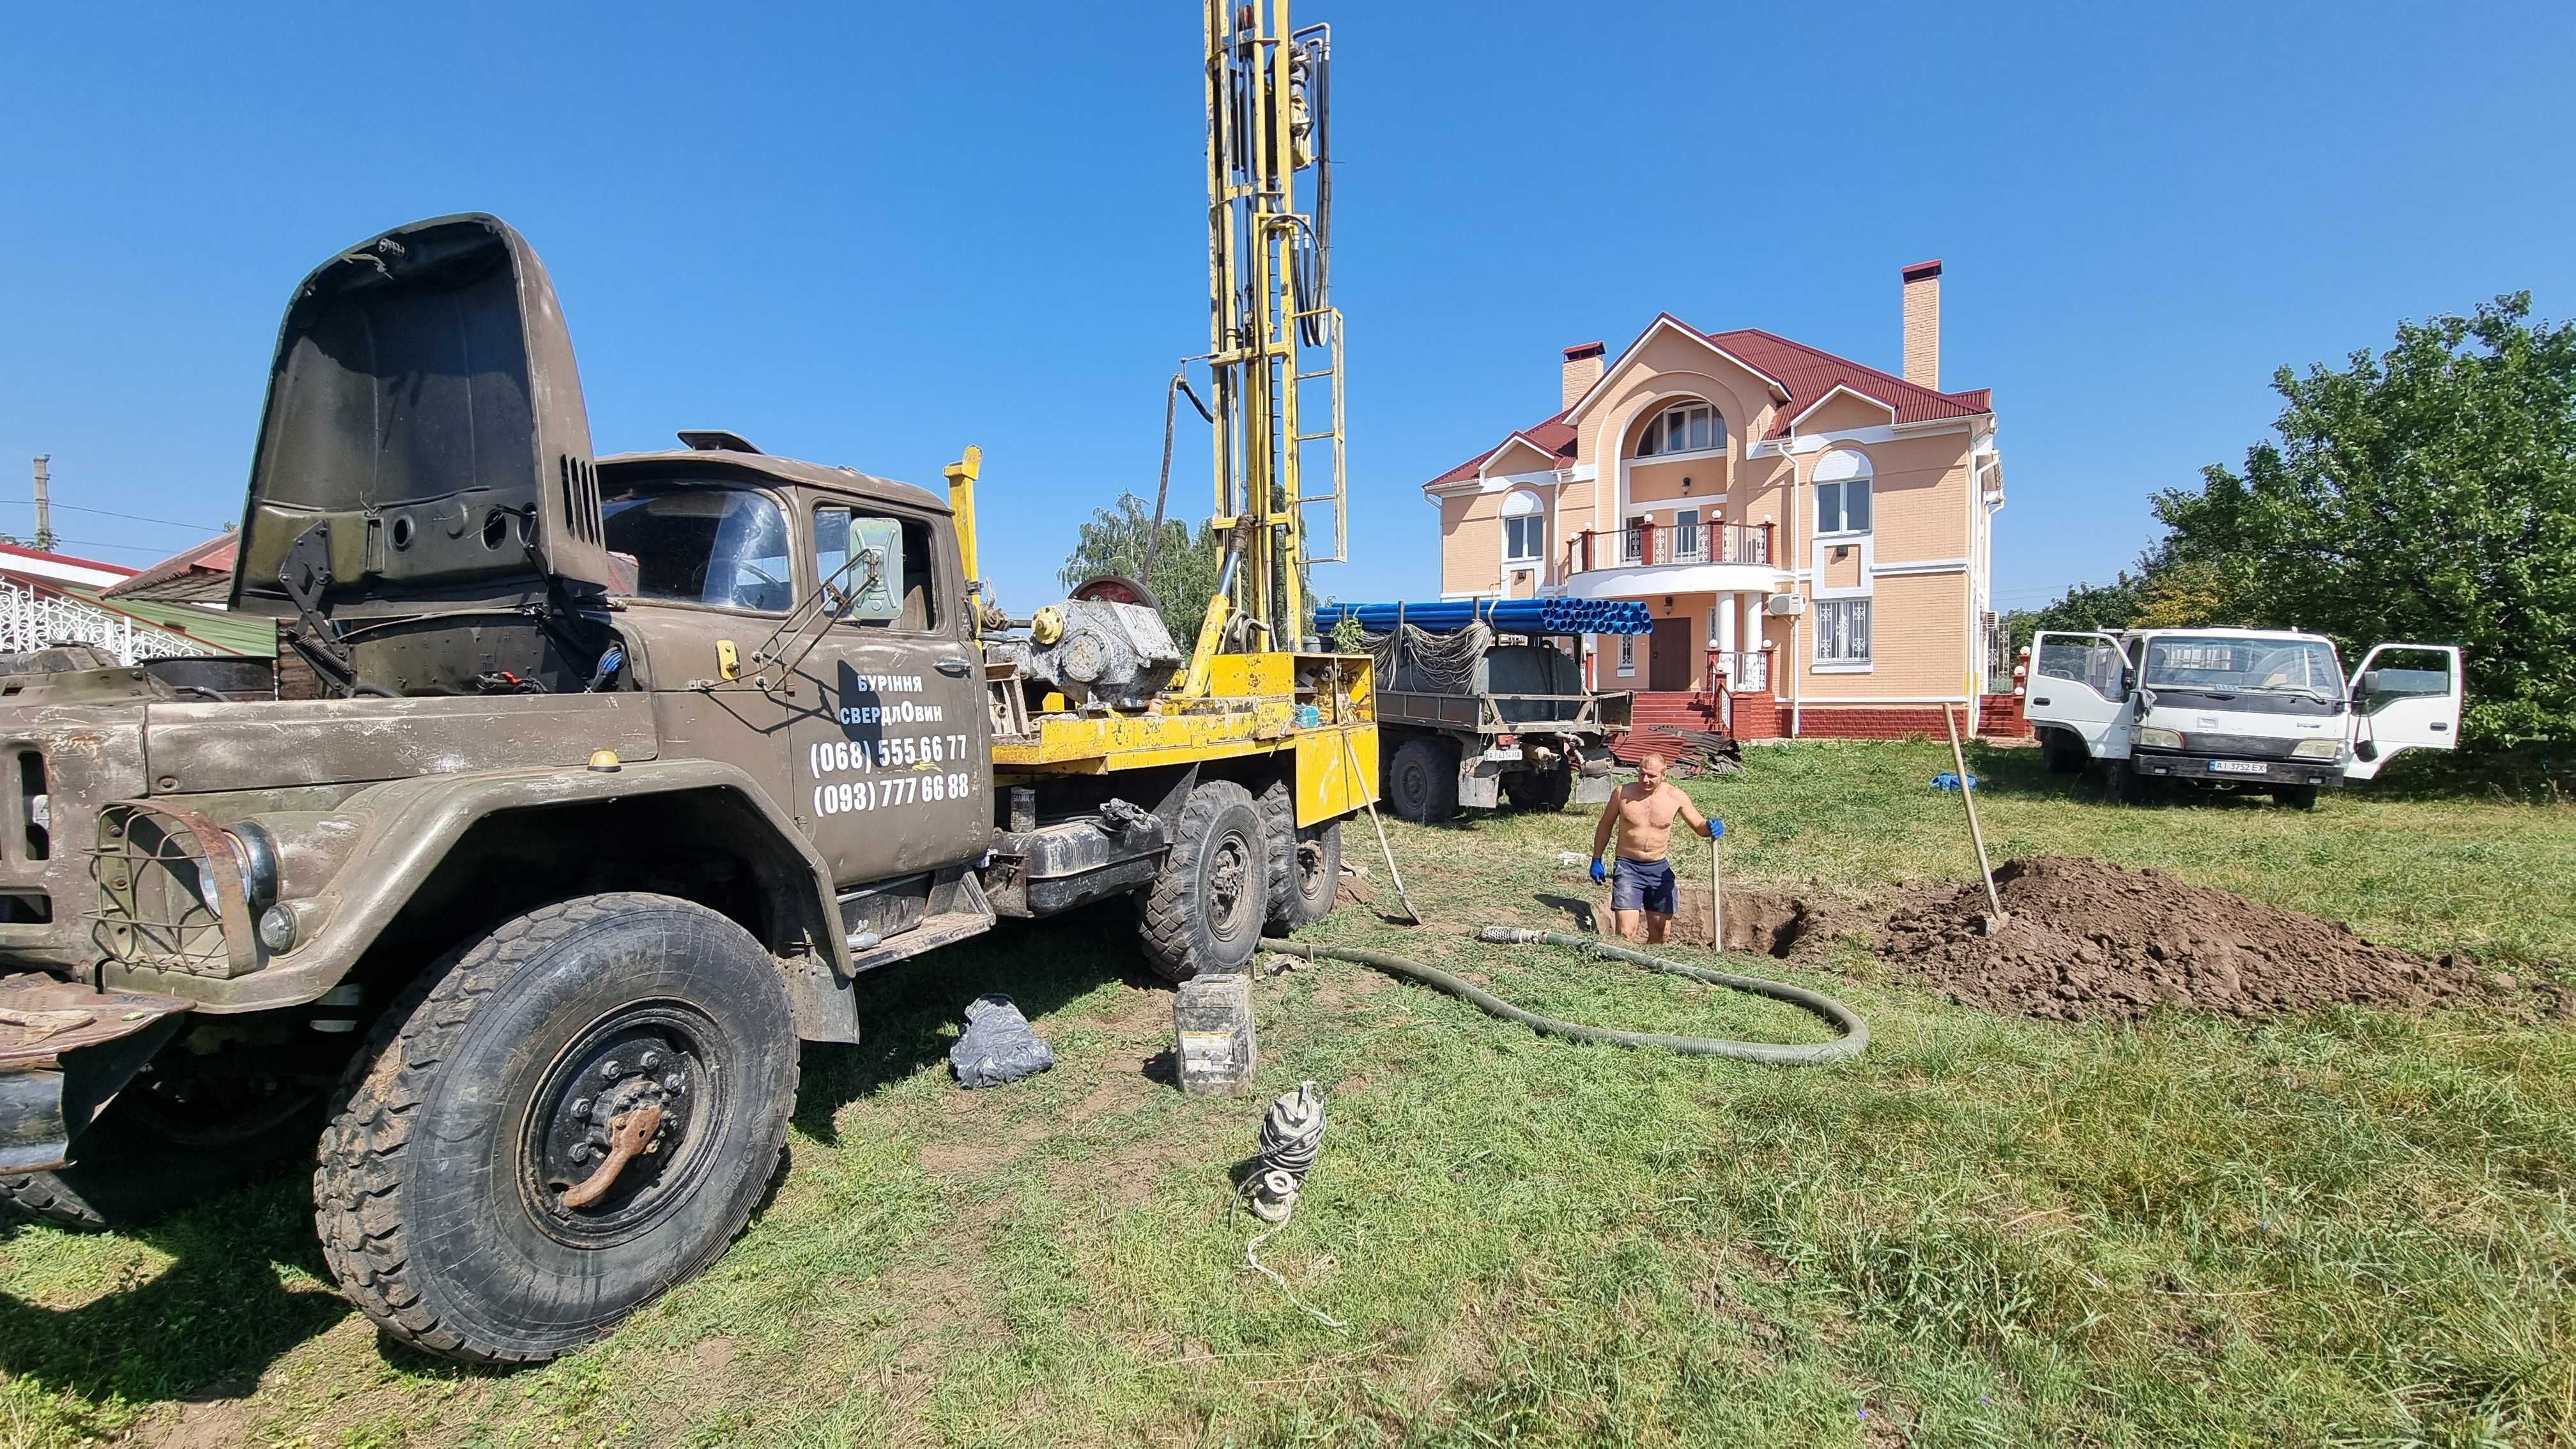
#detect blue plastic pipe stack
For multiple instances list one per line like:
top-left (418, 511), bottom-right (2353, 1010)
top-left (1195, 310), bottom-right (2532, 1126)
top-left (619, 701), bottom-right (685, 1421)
top-left (1314, 599), bottom-right (1653, 637)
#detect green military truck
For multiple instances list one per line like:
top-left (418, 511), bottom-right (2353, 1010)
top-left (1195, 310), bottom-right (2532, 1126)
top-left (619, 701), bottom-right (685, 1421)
top-left (0, 214), bottom-right (1374, 1364)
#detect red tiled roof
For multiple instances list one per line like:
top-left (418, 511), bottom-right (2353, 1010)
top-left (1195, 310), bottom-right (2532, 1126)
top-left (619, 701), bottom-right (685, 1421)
top-left (1421, 318), bottom-right (1993, 490)
top-left (1424, 411), bottom-right (1578, 488)
top-left (102, 532), bottom-right (237, 600)
top-left (1704, 327), bottom-right (1989, 437)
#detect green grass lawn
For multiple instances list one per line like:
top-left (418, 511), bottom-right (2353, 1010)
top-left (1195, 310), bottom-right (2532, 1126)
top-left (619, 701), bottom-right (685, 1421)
top-left (3, 741), bottom-right (2572, 1448)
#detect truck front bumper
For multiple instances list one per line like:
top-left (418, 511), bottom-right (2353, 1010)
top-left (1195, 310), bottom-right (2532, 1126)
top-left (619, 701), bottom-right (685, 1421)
top-left (0, 974), bottom-right (192, 1173)
top-left (2131, 752), bottom-right (2342, 788)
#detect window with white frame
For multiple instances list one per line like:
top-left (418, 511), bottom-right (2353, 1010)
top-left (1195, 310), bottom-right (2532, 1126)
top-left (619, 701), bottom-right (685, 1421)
top-left (1674, 507), bottom-right (1702, 560)
top-left (1501, 489), bottom-right (1544, 566)
top-left (1616, 634), bottom-right (1636, 675)
top-left (1633, 401), bottom-right (1722, 457)
top-left (1815, 598), bottom-right (1871, 664)
top-left (1813, 448), bottom-right (1873, 535)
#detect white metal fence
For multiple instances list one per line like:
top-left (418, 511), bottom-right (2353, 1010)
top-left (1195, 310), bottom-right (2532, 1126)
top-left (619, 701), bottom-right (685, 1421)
top-left (1, 576), bottom-right (219, 663)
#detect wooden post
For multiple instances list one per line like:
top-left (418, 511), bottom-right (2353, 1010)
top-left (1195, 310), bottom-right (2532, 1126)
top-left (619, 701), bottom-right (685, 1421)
top-left (1942, 700), bottom-right (2007, 926)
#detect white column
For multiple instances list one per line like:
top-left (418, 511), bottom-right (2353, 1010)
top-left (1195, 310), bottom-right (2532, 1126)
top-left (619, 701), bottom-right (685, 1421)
top-left (1715, 592), bottom-right (1738, 654)
top-left (1743, 594), bottom-right (1765, 688)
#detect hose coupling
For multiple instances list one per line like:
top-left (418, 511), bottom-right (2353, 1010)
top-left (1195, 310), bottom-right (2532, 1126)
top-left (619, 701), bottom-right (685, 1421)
top-left (1478, 926), bottom-right (1547, 945)
top-left (1249, 1168), bottom-right (1301, 1223)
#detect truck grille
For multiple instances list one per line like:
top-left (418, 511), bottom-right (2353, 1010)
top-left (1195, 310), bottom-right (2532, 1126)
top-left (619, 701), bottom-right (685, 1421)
top-left (88, 802), bottom-right (257, 977)
top-left (2160, 733), bottom-right (2303, 760)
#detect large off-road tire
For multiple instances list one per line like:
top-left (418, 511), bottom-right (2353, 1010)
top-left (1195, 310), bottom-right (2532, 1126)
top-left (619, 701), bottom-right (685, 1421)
top-left (1136, 781), bottom-right (1268, 982)
top-left (1256, 781), bottom-right (1341, 933)
top-left (0, 1171), bottom-right (107, 1230)
top-left (1, 1037), bottom-right (329, 1231)
top-left (1384, 737), bottom-right (1459, 825)
top-left (2273, 783), bottom-right (2320, 811)
top-left (1503, 765), bottom-right (1574, 813)
top-left (1276, 822), bottom-right (1341, 934)
top-left (314, 893), bottom-right (798, 1365)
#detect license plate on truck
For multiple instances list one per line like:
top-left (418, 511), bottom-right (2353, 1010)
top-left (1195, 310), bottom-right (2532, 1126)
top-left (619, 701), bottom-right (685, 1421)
top-left (2209, 760), bottom-right (2270, 775)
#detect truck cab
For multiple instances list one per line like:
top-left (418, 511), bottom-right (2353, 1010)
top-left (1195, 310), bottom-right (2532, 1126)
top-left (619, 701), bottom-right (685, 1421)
top-left (2026, 627), bottom-right (2462, 807)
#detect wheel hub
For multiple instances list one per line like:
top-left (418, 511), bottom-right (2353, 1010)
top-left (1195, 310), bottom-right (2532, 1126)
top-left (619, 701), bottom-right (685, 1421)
top-left (1209, 837), bottom-right (1248, 920)
top-left (1293, 838), bottom-right (1324, 887)
top-left (519, 1002), bottom-right (720, 1247)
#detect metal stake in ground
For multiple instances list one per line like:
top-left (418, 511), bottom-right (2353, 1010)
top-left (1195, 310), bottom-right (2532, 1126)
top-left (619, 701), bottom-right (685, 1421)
top-left (1942, 698), bottom-right (2007, 928)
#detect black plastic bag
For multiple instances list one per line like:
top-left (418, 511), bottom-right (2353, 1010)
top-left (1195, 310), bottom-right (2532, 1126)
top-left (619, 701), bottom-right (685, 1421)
top-left (949, 993), bottom-right (1056, 1089)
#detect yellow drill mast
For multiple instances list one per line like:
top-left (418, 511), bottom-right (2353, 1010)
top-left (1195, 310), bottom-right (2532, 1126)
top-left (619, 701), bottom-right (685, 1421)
top-left (977, 3), bottom-right (1376, 832)
top-left (1199, 0), bottom-right (1345, 661)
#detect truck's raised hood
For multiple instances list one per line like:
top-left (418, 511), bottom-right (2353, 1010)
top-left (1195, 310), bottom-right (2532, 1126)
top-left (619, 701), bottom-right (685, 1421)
top-left (231, 213), bottom-right (614, 617)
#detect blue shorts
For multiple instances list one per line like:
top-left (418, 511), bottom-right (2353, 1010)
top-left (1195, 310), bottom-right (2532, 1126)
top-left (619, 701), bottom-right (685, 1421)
top-left (1611, 857), bottom-right (1677, 914)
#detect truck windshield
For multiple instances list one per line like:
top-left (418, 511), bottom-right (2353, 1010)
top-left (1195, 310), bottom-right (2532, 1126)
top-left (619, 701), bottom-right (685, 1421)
top-left (2140, 636), bottom-right (2343, 703)
top-left (601, 483), bottom-right (794, 612)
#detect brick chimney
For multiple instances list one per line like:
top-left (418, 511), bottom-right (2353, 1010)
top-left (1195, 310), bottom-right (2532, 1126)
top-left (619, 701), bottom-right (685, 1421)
top-left (1561, 341), bottom-right (1606, 410)
top-left (1901, 259), bottom-right (1941, 390)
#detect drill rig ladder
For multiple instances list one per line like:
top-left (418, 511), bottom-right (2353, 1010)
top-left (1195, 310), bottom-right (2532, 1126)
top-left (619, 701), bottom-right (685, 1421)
top-left (1204, 0), bottom-right (1346, 654)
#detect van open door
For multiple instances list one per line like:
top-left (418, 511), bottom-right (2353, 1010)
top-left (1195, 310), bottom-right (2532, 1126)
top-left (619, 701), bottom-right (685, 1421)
top-left (2343, 643), bottom-right (2462, 780)
top-left (2025, 631), bottom-right (2135, 760)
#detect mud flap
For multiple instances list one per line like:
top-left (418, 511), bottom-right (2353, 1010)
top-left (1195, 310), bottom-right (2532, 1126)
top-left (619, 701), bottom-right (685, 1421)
top-left (0, 976), bottom-right (192, 1174)
top-left (1459, 756), bottom-right (1503, 810)
top-left (1572, 744), bottom-right (1618, 804)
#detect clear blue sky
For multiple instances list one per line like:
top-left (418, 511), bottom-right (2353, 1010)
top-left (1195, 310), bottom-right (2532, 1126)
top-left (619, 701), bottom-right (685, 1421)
top-left (4, 1), bottom-right (2570, 618)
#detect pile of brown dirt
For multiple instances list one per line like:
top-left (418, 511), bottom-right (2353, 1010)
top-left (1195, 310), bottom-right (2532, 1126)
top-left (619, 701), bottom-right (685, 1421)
top-left (1878, 855), bottom-right (2490, 1022)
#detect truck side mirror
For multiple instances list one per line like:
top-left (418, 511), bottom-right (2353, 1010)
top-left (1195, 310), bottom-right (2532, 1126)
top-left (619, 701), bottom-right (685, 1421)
top-left (816, 509), bottom-right (905, 625)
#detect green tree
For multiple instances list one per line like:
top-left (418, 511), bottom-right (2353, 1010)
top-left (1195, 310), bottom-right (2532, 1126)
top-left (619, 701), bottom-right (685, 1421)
top-left (2004, 571), bottom-right (2152, 655)
top-left (1058, 493), bottom-right (1223, 643)
top-left (2156, 294), bottom-right (2576, 743)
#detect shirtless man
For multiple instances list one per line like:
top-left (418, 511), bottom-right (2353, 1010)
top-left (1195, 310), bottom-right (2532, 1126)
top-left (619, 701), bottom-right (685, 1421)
top-left (1588, 753), bottom-right (1713, 944)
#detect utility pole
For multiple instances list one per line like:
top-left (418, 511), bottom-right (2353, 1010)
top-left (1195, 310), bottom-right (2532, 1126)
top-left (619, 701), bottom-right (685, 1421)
top-left (30, 456), bottom-right (56, 553)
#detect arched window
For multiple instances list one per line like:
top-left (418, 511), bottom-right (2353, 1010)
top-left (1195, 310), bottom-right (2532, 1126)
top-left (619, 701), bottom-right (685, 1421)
top-left (1813, 448), bottom-right (1873, 535)
top-left (1632, 400), bottom-right (1724, 457)
top-left (1501, 489), bottom-right (1544, 564)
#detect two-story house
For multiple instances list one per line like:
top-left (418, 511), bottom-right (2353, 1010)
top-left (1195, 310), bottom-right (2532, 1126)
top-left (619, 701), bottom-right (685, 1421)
top-left (1420, 261), bottom-right (2011, 742)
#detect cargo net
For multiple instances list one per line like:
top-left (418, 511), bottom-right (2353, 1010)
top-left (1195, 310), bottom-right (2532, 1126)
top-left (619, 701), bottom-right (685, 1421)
top-left (88, 802), bottom-right (236, 976)
top-left (1365, 622), bottom-right (1488, 694)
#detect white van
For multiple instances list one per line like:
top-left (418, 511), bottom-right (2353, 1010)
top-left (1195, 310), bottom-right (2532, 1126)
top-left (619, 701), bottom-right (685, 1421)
top-left (2025, 629), bottom-right (2462, 808)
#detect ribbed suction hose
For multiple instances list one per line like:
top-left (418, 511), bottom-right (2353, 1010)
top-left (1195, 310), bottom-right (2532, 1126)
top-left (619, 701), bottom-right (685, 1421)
top-left (1262, 930), bottom-right (1867, 1066)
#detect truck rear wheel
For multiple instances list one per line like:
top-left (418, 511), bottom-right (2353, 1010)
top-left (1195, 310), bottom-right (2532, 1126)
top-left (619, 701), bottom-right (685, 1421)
top-left (1136, 781), bottom-right (1268, 981)
top-left (1503, 765), bottom-right (1573, 813)
top-left (1385, 738), bottom-right (1459, 824)
top-left (1, 1171), bottom-right (107, 1230)
top-left (3, 1031), bottom-right (332, 1230)
top-left (314, 893), bottom-right (797, 1365)
top-left (2040, 730), bottom-right (2087, 775)
top-left (2, 1087), bottom-right (319, 1231)
top-left (1257, 781), bottom-right (1341, 933)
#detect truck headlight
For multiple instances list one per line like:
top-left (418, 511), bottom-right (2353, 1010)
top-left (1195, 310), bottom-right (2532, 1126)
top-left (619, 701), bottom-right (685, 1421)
top-left (2135, 726), bottom-right (2183, 749)
top-left (222, 822), bottom-right (280, 909)
top-left (2290, 738), bottom-right (2344, 760)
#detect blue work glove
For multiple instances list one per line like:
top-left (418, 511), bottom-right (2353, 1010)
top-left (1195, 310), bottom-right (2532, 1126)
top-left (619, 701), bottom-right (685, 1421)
top-left (1708, 818), bottom-right (1725, 839)
top-left (1589, 857), bottom-right (1607, 885)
